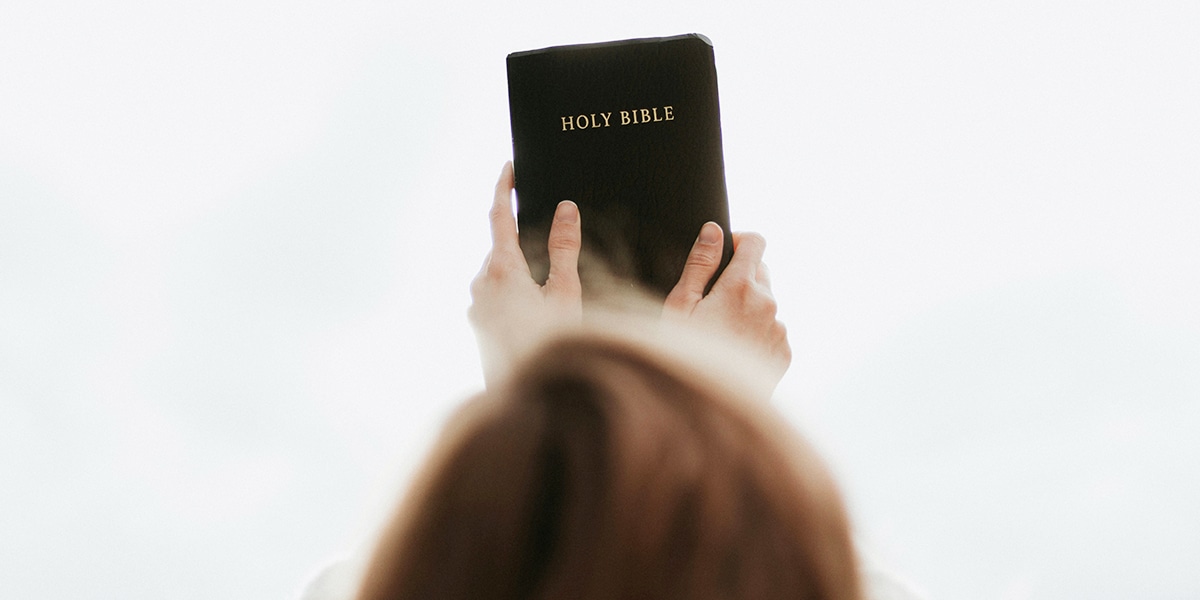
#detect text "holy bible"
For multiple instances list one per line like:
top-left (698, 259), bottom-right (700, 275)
top-left (561, 106), bottom-right (675, 131)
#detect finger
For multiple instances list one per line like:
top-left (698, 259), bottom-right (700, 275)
top-left (724, 232), bottom-right (766, 281)
top-left (755, 261), bottom-right (772, 288)
top-left (773, 320), bottom-right (792, 370)
top-left (545, 200), bottom-right (582, 299)
top-left (474, 250), bottom-right (492, 276)
top-left (665, 222), bottom-right (724, 313)
top-left (488, 161), bottom-right (522, 263)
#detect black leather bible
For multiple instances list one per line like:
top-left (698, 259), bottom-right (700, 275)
top-left (507, 34), bottom-right (733, 299)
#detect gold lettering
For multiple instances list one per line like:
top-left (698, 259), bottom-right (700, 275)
top-left (563, 107), bottom-right (674, 130)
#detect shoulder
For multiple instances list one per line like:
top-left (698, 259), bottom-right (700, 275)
top-left (297, 557), bottom-right (363, 600)
top-left (860, 554), bottom-right (928, 600)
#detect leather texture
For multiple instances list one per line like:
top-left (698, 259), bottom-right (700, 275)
top-left (507, 34), bottom-right (733, 299)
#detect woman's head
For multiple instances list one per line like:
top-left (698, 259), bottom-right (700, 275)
top-left (358, 334), bottom-right (861, 600)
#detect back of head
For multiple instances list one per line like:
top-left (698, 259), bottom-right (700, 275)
top-left (358, 334), bottom-right (862, 600)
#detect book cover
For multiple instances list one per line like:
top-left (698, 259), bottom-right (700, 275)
top-left (506, 33), bottom-right (733, 299)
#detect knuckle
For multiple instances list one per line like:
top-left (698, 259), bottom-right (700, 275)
top-left (546, 232), bottom-right (580, 253)
top-left (488, 201), bottom-right (509, 223)
top-left (685, 248), bottom-right (719, 270)
top-left (760, 294), bottom-right (778, 316)
top-left (472, 263), bottom-right (506, 289)
top-left (775, 323), bottom-right (791, 359)
top-left (680, 290), bottom-right (705, 309)
top-left (662, 289), bottom-right (693, 313)
top-left (479, 268), bottom-right (505, 289)
top-left (486, 251), bottom-right (517, 275)
top-left (731, 278), bottom-right (756, 301)
top-left (741, 232), bottom-right (766, 248)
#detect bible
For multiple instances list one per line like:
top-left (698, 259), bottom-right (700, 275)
top-left (506, 33), bottom-right (733, 299)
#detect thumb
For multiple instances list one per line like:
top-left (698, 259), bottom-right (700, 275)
top-left (544, 200), bottom-right (582, 301)
top-left (665, 222), bottom-right (723, 315)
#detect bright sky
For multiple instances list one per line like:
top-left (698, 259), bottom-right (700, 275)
top-left (2, 1), bottom-right (1198, 599)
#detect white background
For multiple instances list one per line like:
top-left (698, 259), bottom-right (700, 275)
top-left (2, 1), bottom-right (1197, 598)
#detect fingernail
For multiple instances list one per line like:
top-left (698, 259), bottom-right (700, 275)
top-left (699, 222), bottom-right (721, 245)
top-left (555, 200), bottom-right (578, 224)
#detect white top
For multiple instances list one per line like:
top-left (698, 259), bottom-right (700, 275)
top-left (298, 554), bottom-right (926, 600)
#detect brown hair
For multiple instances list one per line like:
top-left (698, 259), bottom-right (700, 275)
top-left (358, 334), bottom-right (862, 600)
